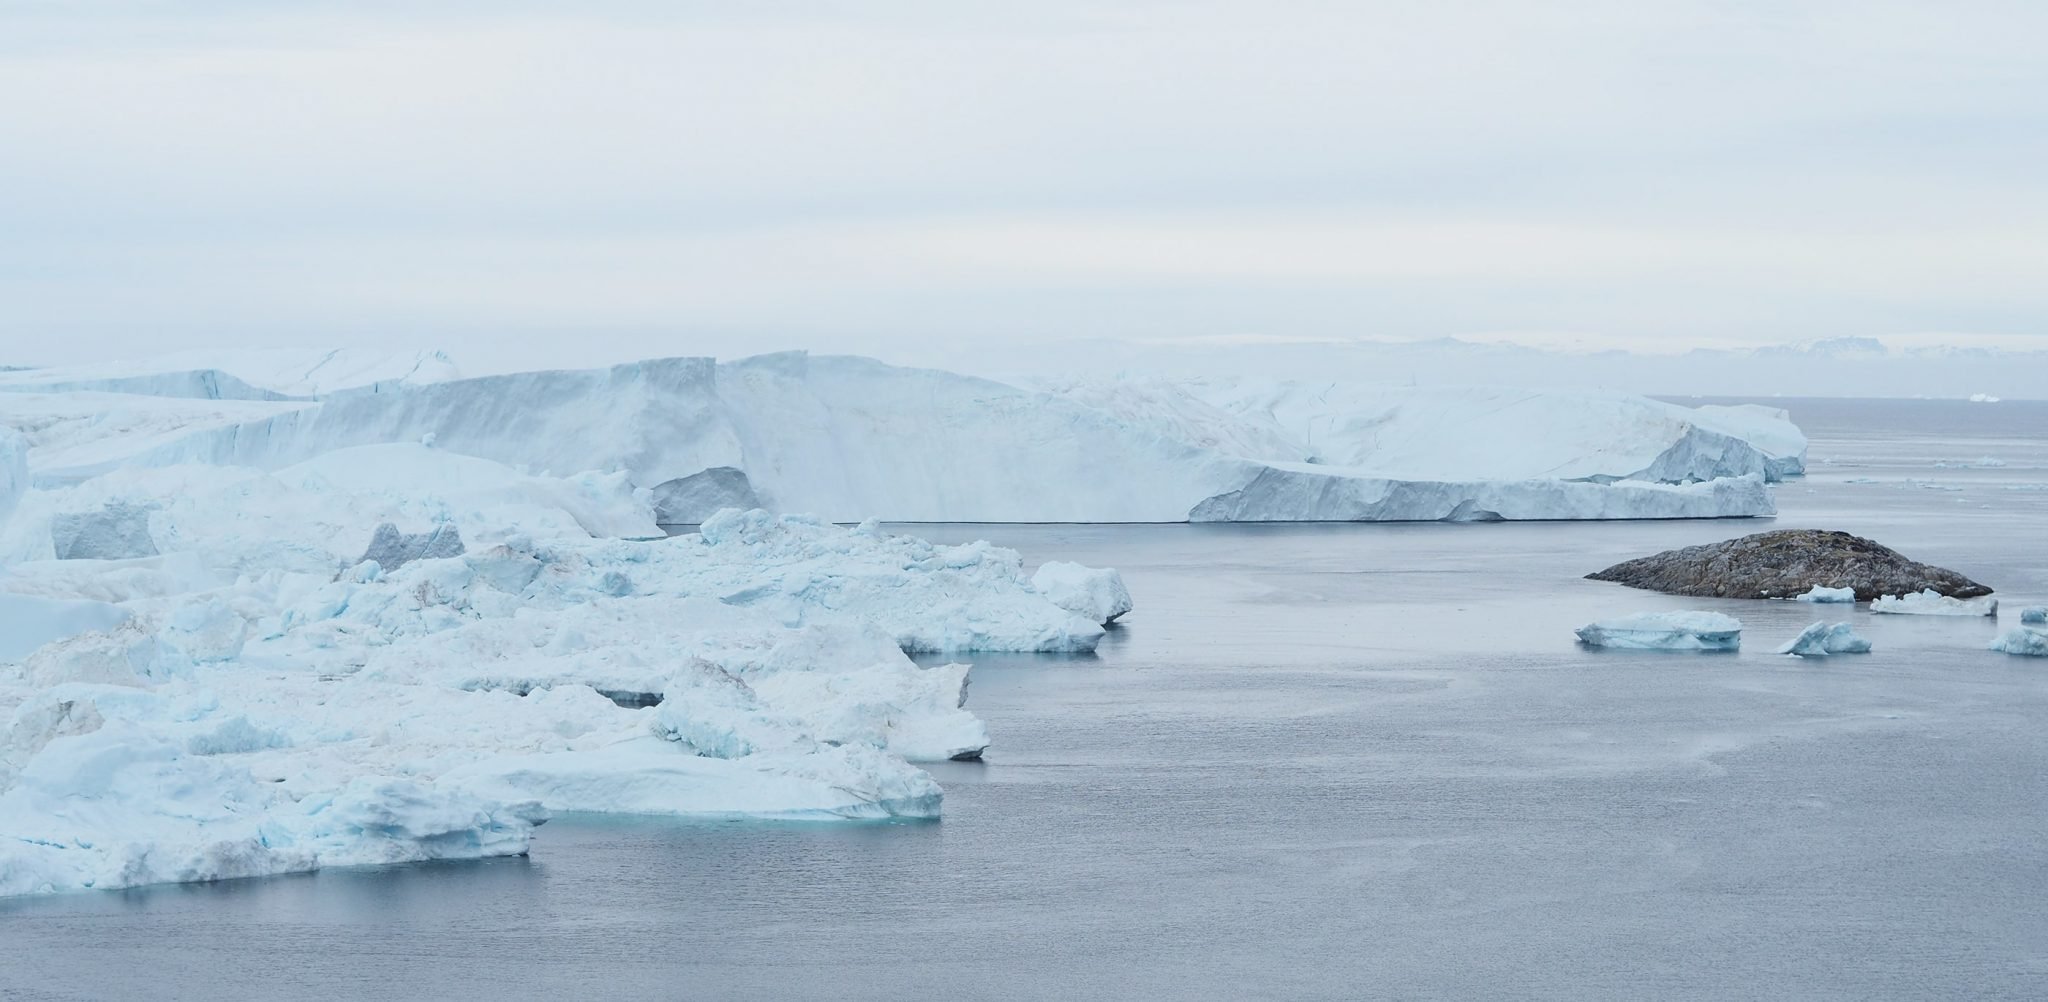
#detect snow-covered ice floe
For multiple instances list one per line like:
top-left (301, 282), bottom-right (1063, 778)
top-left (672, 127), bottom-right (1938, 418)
top-left (1989, 628), bottom-right (2048, 656)
top-left (1775, 622), bottom-right (1872, 657)
top-left (1869, 590), bottom-right (1998, 617)
top-left (1575, 611), bottom-right (1743, 651)
top-left (1793, 585), bottom-right (1857, 603)
top-left (0, 446), bottom-right (1117, 895)
top-left (1, 351), bottom-right (1795, 522)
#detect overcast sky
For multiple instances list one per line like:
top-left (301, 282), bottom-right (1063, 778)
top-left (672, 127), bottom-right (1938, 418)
top-left (3, 1), bottom-right (2045, 364)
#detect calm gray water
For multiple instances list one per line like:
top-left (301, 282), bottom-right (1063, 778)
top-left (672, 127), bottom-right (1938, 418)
top-left (5, 398), bottom-right (2047, 1000)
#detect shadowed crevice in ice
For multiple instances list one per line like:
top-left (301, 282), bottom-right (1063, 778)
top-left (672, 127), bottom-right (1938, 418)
top-left (652, 467), bottom-right (761, 526)
top-left (355, 522), bottom-right (465, 574)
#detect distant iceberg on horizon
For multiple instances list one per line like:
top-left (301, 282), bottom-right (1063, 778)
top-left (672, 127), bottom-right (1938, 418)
top-left (0, 349), bottom-right (1797, 524)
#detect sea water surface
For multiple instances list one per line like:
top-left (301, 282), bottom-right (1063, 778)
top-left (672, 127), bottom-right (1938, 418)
top-left (4, 398), bottom-right (2047, 1000)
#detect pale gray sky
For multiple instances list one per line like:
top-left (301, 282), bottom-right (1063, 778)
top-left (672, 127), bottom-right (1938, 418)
top-left (3, 1), bottom-right (2045, 364)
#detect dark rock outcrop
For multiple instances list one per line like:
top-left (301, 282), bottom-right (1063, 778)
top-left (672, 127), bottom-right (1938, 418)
top-left (357, 522), bottom-right (465, 573)
top-left (1587, 529), bottom-right (1992, 601)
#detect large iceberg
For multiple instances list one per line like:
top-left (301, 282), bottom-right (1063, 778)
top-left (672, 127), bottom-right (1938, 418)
top-left (0, 442), bottom-right (1116, 895)
top-left (7, 351), bottom-right (1790, 523)
top-left (1870, 590), bottom-right (1998, 617)
top-left (1173, 380), bottom-right (1806, 482)
top-left (1575, 611), bottom-right (1743, 651)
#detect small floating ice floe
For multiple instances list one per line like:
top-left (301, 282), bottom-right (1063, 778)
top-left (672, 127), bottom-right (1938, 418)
top-left (1031, 561), bottom-right (1134, 625)
top-left (1989, 628), bottom-right (2048, 656)
top-left (1870, 590), bottom-right (1998, 617)
top-left (1576, 611), bottom-right (1742, 651)
top-left (2020, 607), bottom-right (2048, 626)
top-left (1775, 621), bottom-right (1873, 657)
top-left (1793, 585), bottom-right (1856, 604)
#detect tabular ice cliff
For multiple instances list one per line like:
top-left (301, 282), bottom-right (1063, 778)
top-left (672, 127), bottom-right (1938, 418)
top-left (5, 351), bottom-right (1800, 524)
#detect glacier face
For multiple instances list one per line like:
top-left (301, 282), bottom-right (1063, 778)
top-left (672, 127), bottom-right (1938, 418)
top-left (20, 351), bottom-right (1791, 523)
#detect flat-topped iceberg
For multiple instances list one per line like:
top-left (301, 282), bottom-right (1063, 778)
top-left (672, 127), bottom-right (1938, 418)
top-left (1989, 628), bottom-right (2048, 656)
top-left (4, 352), bottom-right (1791, 523)
top-left (1575, 611), bottom-right (1743, 651)
top-left (1794, 585), bottom-right (1857, 603)
top-left (1775, 622), bottom-right (1873, 657)
top-left (1178, 379), bottom-right (1807, 483)
top-left (1870, 590), bottom-right (1999, 617)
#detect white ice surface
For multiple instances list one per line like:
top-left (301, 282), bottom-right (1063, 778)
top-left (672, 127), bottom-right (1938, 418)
top-left (1031, 561), bottom-right (1134, 625)
top-left (0, 483), bottom-right (1110, 895)
top-left (0, 392), bottom-right (315, 486)
top-left (1869, 590), bottom-right (1998, 617)
top-left (1989, 627), bottom-right (2048, 656)
top-left (0, 348), bottom-right (460, 399)
top-left (1793, 585), bottom-right (1857, 603)
top-left (1575, 611), bottom-right (1743, 651)
top-left (0, 347), bottom-right (1814, 895)
top-left (1775, 622), bottom-right (1872, 657)
top-left (37, 352), bottom-right (1787, 523)
top-left (0, 594), bottom-right (130, 661)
